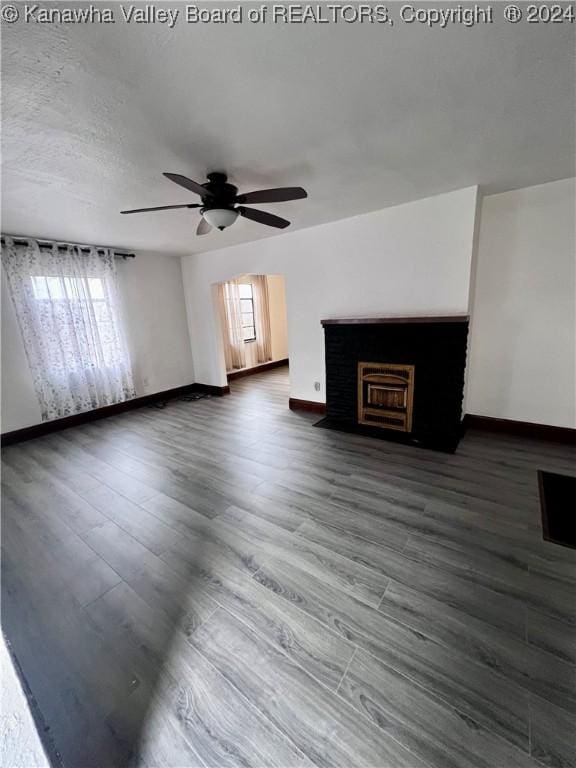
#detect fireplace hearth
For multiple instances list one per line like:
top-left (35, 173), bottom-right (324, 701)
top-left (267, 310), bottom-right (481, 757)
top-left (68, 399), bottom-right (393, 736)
top-left (320, 315), bottom-right (469, 452)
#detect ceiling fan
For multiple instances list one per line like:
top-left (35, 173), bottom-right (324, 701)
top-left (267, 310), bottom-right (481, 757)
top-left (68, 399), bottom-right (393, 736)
top-left (121, 172), bottom-right (307, 235)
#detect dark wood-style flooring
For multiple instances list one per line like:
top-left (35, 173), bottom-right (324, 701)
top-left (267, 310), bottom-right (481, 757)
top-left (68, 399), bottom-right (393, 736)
top-left (2, 367), bottom-right (575, 768)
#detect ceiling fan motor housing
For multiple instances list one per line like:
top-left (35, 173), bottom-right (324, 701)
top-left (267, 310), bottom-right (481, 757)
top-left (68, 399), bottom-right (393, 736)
top-left (202, 172), bottom-right (237, 203)
top-left (201, 173), bottom-right (240, 229)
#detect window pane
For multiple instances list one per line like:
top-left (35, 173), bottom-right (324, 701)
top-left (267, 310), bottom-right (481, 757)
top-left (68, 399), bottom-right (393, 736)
top-left (31, 276), bottom-right (49, 300)
top-left (31, 276), bottom-right (68, 299)
top-left (242, 326), bottom-right (256, 340)
top-left (238, 283), bottom-right (253, 299)
top-left (88, 278), bottom-right (105, 300)
top-left (241, 313), bottom-right (254, 328)
top-left (29, 274), bottom-right (124, 367)
top-left (32, 275), bottom-right (101, 301)
top-left (63, 277), bottom-right (80, 297)
top-left (46, 276), bottom-right (66, 299)
top-left (240, 298), bottom-right (253, 313)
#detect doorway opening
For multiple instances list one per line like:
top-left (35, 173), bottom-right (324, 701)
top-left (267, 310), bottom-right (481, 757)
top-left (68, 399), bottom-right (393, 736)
top-left (215, 273), bottom-right (289, 384)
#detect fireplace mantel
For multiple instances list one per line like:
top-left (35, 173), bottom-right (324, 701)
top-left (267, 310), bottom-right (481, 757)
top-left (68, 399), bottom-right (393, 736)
top-left (321, 315), bottom-right (469, 326)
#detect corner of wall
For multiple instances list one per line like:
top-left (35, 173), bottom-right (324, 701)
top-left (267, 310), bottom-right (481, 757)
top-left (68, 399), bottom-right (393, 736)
top-left (179, 254), bottom-right (198, 383)
top-left (180, 256), bottom-right (228, 388)
top-left (462, 186), bottom-right (484, 414)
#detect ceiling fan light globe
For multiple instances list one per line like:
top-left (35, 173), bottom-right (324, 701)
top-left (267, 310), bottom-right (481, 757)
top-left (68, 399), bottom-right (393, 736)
top-left (202, 208), bottom-right (238, 230)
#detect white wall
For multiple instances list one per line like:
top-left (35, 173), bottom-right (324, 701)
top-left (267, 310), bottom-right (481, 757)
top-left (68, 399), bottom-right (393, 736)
top-left (1, 251), bottom-right (195, 433)
top-left (182, 186), bottom-right (478, 402)
top-left (267, 274), bottom-right (289, 361)
top-left (466, 178), bottom-right (576, 428)
top-left (117, 252), bottom-right (194, 395)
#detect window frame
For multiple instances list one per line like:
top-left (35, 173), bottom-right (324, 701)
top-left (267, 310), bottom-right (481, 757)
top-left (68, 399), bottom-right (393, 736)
top-left (238, 283), bottom-right (256, 343)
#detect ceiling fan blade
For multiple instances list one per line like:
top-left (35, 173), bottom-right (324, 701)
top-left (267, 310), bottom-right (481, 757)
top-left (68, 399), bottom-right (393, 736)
top-left (121, 203), bottom-right (201, 214)
top-left (238, 206), bottom-right (290, 229)
top-left (196, 217), bottom-right (212, 235)
top-left (163, 173), bottom-right (214, 198)
top-left (235, 187), bottom-right (307, 205)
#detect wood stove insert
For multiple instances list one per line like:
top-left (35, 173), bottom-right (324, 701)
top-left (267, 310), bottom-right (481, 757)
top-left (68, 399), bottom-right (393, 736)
top-left (357, 362), bottom-right (415, 432)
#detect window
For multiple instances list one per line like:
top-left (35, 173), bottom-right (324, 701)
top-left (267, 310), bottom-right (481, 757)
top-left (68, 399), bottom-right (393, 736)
top-left (31, 275), bottom-right (105, 301)
top-left (238, 282), bottom-right (256, 341)
top-left (2, 238), bottom-right (135, 422)
top-left (30, 275), bottom-right (120, 370)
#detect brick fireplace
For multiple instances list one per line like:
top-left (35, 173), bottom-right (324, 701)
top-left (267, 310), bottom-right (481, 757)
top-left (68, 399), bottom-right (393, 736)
top-left (321, 316), bottom-right (469, 452)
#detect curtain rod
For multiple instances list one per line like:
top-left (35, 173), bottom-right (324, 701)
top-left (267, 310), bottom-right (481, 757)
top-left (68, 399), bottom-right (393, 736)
top-left (1, 235), bottom-right (136, 259)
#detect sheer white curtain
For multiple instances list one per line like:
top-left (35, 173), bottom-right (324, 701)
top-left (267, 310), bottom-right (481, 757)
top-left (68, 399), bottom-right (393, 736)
top-left (2, 237), bottom-right (135, 421)
top-left (217, 280), bottom-right (246, 370)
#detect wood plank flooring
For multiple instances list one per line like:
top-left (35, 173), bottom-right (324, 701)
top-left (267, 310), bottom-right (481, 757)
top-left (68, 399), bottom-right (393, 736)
top-left (2, 367), bottom-right (575, 768)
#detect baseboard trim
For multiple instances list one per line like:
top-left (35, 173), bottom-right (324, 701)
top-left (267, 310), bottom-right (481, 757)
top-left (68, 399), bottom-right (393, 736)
top-left (5, 390), bottom-right (570, 447)
top-left (289, 398), bottom-right (327, 415)
top-left (0, 382), bottom-right (229, 446)
top-left (193, 383), bottom-right (231, 397)
top-left (227, 358), bottom-right (289, 381)
top-left (463, 414), bottom-right (576, 444)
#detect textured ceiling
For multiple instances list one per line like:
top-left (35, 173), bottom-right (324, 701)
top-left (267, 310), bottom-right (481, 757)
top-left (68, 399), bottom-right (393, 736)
top-left (2, 3), bottom-right (575, 255)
